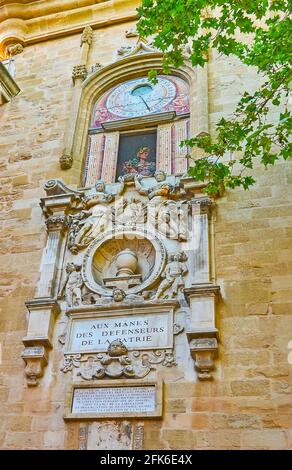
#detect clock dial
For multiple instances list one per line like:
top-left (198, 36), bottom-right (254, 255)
top-left (105, 77), bottom-right (177, 118)
top-left (91, 75), bottom-right (190, 128)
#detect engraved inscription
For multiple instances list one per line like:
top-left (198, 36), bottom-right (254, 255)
top-left (72, 386), bottom-right (156, 414)
top-left (68, 312), bottom-right (171, 352)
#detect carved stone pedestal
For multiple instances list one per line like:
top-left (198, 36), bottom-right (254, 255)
top-left (184, 284), bottom-right (220, 380)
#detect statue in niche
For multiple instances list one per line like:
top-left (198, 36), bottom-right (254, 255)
top-left (154, 251), bottom-right (188, 299)
top-left (61, 263), bottom-right (83, 306)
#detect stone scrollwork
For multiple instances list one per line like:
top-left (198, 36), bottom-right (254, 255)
top-left (154, 251), bottom-right (188, 300)
top-left (61, 340), bottom-right (176, 380)
top-left (173, 323), bottom-right (184, 335)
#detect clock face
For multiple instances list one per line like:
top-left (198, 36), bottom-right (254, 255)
top-left (91, 75), bottom-right (190, 128)
top-left (106, 77), bottom-right (177, 118)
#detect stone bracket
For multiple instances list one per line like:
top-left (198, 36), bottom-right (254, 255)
top-left (21, 346), bottom-right (48, 387)
top-left (188, 335), bottom-right (218, 381)
top-left (184, 283), bottom-right (220, 381)
top-left (22, 298), bottom-right (60, 386)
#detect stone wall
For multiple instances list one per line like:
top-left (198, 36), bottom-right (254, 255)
top-left (0, 11), bottom-right (291, 450)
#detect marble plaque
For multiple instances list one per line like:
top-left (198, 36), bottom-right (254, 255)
top-left (72, 386), bottom-right (155, 415)
top-left (67, 311), bottom-right (172, 353)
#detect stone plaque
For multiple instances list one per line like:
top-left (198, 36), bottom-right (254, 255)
top-left (67, 311), bottom-right (172, 353)
top-left (65, 381), bottom-right (162, 419)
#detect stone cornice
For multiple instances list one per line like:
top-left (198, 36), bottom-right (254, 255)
top-left (0, 0), bottom-right (139, 58)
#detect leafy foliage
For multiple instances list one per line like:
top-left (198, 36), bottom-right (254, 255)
top-left (137, 0), bottom-right (292, 194)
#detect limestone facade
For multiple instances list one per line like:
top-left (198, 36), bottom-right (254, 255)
top-left (0, 0), bottom-right (291, 450)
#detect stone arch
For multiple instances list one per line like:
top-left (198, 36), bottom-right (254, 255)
top-left (65, 51), bottom-right (209, 184)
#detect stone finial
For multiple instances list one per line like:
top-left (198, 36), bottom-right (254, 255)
top-left (81, 26), bottom-right (93, 46)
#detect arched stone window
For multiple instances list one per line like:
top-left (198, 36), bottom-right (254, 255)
top-left (84, 74), bottom-right (190, 186)
top-left (62, 43), bottom-right (209, 185)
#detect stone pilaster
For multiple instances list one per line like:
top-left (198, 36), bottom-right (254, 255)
top-left (190, 197), bottom-right (214, 284)
top-left (22, 181), bottom-right (78, 386)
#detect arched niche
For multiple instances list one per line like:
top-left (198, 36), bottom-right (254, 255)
top-left (62, 50), bottom-right (209, 185)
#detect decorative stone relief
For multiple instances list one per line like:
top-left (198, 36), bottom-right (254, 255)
top-left (60, 153), bottom-right (73, 170)
top-left (60, 263), bottom-right (84, 307)
top-left (154, 251), bottom-right (188, 299)
top-left (7, 42), bottom-right (23, 56)
top-left (61, 340), bottom-right (176, 380)
top-left (89, 63), bottom-right (103, 74)
top-left (45, 215), bottom-right (69, 232)
top-left (117, 45), bottom-right (133, 57)
top-left (72, 64), bottom-right (88, 83)
top-left (81, 26), bottom-right (93, 46)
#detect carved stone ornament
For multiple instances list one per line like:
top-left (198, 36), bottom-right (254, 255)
top-left (67, 180), bottom-right (119, 254)
top-left (89, 63), bottom-right (103, 74)
top-left (21, 346), bottom-right (48, 387)
top-left (59, 153), bottom-right (73, 170)
top-left (72, 64), bottom-right (88, 82)
top-left (116, 40), bottom-right (160, 60)
top-left (154, 251), bottom-right (188, 300)
top-left (189, 337), bottom-right (218, 381)
top-left (117, 45), bottom-right (133, 56)
top-left (173, 323), bottom-right (184, 335)
top-left (45, 215), bottom-right (69, 232)
top-left (60, 263), bottom-right (83, 307)
top-left (112, 197), bottom-right (147, 226)
top-left (61, 340), bottom-right (176, 380)
top-left (81, 26), bottom-right (93, 46)
top-left (82, 227), bottom-right (167, 296)
top-left (125, 27), bottom-right (139, 38)
top-left (190, 197), bottom-right (214, 216)
top-left (7, 42), bottom-right (23, 56)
